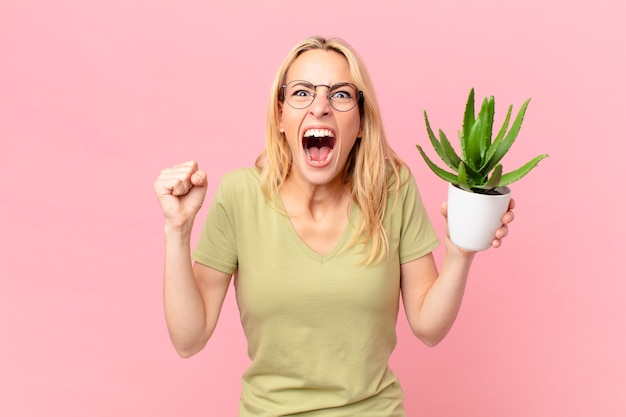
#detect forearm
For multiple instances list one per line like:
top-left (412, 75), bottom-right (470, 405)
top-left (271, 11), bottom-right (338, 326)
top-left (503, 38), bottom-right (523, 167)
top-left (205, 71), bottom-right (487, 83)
top-left (411, 243), bottom-right (475, 346)
top-left (162, 225), bottom-right (209, 357)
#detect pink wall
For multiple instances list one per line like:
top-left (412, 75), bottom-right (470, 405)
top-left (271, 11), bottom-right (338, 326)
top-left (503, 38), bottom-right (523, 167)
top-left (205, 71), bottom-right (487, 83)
top-left (1, 0), bottom-right (624, 416)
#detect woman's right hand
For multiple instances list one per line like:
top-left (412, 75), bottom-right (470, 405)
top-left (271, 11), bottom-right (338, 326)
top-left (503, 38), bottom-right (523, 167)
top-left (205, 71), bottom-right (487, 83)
top-left (153, 160), bottom-right (208, 229)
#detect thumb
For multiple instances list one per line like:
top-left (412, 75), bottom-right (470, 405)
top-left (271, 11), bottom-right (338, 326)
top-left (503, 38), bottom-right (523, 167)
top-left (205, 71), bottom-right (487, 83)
top-left (440, 201), bottom-right (448, 218)
top-left (190, 170), bottom-right (208, 188)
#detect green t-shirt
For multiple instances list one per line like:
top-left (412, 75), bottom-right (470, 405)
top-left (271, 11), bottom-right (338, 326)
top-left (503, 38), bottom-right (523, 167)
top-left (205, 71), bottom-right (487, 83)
top-left (193, 167), bottom-right (439, 417)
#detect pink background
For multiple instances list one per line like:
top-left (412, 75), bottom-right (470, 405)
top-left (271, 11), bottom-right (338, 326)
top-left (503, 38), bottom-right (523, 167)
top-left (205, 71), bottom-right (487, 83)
top-left (1, 0), bottom-right (624, 416)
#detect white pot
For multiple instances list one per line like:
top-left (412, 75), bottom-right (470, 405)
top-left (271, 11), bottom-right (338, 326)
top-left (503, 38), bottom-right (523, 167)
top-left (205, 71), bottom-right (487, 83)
top-left (447, 183), bottom-right (512, 251)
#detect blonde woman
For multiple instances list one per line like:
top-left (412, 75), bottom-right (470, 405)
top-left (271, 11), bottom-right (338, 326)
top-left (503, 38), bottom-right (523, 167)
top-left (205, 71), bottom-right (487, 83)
top-left (154, 36), bottom-right (514, 416)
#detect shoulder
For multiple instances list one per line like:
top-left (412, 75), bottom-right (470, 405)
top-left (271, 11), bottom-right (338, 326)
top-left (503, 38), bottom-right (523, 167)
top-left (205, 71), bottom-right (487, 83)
top-left (386, 160), bottom-right (416, 196)
top-left (217, 167), bottom-right (262, 192)
top-left (210, 167), bottom-right (263, 207)
top-left (221, 166), bottom-right (261, 184)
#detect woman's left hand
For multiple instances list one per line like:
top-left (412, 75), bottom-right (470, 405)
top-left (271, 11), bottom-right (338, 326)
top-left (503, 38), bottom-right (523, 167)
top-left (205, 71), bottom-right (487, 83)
top-left (490, 198), bottom-right (515, 248)
top-left (440, 198), bottom-right (516, 250)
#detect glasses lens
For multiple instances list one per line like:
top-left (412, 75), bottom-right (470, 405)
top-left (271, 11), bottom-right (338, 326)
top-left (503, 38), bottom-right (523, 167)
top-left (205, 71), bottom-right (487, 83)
top-left (328, 83), bottom-right (359, 112)
top-left (284, 81), bottom-right (360, 112)
top-left (284, 81), bottom-right (316, 109)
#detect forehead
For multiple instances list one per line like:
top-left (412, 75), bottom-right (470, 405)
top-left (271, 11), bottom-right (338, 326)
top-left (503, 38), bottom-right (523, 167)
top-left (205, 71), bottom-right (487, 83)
top-left (285, 49), bottom-right (353, 84)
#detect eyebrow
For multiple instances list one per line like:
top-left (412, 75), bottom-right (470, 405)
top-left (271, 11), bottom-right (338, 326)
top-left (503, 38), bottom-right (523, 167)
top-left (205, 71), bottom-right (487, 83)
top-left (286, 80), bottom-right (316, 87)
top-left (285, 80), bottom-right (354, 87)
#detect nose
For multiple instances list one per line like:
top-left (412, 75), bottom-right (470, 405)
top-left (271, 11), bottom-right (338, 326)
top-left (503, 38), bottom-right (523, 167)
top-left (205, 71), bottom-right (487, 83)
top-left (309, 86), bottom-right (331, 117)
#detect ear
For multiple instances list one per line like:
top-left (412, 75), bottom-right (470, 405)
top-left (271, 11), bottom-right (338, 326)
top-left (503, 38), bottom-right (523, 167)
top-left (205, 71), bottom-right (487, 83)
top-left (278, 102), bottom-right (284, 132)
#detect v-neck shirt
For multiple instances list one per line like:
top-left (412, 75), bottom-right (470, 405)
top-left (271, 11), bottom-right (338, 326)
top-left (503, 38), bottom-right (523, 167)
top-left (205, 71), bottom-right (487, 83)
top-left (275, 189), bottom-right (357, 263)
top-left (193, 166), bottom-right (439, 416)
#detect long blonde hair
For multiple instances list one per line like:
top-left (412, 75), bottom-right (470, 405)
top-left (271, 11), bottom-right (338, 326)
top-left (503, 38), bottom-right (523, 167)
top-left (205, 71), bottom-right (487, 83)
top-left (255, 36), bottom-right (408, 264)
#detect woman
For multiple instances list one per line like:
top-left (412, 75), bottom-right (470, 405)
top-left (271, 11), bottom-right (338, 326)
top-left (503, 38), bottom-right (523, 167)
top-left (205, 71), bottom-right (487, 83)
top-left (154, 36), bottom-right (513, 416)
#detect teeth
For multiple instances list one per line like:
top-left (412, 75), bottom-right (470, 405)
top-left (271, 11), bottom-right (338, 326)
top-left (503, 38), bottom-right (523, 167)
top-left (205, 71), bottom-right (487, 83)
top-left (303, 128), bottom-right (334, 138)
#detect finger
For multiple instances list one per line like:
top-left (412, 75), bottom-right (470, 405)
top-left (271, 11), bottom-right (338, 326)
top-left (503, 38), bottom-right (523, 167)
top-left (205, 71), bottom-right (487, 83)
top-left (502, 210), bottom-right (515, 224)
top-left (171, 176), bottom-right (196, 196)
top-left (155, 161), bottom-right (200, 196)
top-left (154, 177), bottom-right (192, 197)
top-left (440, 201), bottom-right (448, 218)
top-left (159, 163), bottom-right (197, 180)
top-left (495, 225), bottom-right (509, 239)
top-left (172, 160), bottom-right (199, 170)
top-left (190, 170), bottom-right (208, 188)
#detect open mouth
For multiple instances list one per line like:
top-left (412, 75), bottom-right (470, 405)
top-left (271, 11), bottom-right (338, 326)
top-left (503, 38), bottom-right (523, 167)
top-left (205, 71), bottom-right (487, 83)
top-left (302, 128), bottom-right (335, 163)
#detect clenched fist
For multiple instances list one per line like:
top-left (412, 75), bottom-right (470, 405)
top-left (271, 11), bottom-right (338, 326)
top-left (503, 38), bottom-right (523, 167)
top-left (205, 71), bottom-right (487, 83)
top-left (154, 161), bottom-right (208, 229)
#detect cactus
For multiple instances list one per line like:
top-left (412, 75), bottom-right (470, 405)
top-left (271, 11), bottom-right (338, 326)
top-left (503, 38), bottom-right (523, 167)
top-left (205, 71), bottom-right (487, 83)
top-left (416, 88), bottom-right (548, 193)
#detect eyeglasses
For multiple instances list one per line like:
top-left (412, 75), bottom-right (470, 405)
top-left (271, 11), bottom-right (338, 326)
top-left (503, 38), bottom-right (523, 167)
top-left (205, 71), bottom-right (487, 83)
top-left (282, 80), bottom-right (363, 112)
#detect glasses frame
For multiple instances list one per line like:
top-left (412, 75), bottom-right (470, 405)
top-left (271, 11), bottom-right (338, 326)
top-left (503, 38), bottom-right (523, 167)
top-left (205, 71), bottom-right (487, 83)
top-left (281, 80), bottom-right (364, 112)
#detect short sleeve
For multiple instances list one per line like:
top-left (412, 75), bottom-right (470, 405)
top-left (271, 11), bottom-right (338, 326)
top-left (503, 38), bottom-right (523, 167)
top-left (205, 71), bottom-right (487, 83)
top-left (192, 176), bottom-right (238, 274)
top-left (397, 172), bottom-right (440, 264)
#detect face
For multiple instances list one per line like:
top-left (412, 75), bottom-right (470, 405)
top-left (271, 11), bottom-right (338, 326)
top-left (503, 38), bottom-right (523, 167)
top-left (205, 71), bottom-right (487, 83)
top-left (279, 49), bottom-right (361, 189)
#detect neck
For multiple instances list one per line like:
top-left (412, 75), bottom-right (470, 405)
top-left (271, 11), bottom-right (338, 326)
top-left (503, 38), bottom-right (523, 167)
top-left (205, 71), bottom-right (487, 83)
top-left (281, 174), bottom-right (351, 220)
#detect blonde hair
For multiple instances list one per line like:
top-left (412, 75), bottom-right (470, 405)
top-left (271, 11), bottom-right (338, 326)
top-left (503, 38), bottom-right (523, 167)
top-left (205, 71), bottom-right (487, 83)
top-left (255, 36), bottom-right (408, 264)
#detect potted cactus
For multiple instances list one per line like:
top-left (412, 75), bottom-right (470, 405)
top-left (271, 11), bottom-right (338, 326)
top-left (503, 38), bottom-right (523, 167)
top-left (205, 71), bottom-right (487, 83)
top-left (416, 88), bottom-right (548, 251)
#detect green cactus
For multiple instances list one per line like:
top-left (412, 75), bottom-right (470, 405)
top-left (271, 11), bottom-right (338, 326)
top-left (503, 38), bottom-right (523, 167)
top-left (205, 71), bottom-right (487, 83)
top-left (416, 88), bottom-right (548, 193)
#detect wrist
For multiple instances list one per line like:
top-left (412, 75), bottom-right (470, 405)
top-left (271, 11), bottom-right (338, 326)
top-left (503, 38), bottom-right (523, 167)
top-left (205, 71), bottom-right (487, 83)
top-left (444, 236), bottom-right (477, 263)
top-left (164, 221), bottom-right (194, 241)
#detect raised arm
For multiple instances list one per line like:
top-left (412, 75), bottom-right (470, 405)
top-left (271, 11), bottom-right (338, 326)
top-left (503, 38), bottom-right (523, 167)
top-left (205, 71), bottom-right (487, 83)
top-left (154, 161), bottom-right (232, 357)
top-left (400, 200), bottom-right (514, 347)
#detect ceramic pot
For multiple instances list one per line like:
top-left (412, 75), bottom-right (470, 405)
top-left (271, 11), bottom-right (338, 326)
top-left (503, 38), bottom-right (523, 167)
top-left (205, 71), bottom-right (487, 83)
top-left (447, 183), bottom-right (511, 251)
